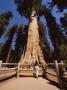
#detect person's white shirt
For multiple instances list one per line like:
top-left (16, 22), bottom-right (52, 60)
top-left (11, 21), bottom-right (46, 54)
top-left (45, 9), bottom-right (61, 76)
top-left (34, 65), bottom-right (39, 78)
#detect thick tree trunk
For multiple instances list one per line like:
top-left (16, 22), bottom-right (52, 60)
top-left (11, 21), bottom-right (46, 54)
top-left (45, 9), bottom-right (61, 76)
top-left (20, 10), bottom-right (45, 65)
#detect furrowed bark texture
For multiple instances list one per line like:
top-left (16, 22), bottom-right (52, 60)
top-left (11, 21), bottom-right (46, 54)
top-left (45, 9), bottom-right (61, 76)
top-left (20, 10), bottom-right (45, 65)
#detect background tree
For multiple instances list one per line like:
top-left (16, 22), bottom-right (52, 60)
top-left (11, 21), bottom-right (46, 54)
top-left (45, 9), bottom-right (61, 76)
top-left (39, 5), bottom-right (64, 60)
top-left (43, 1), bottom-right (67, 61)
top-left (58, 43), bottom-right (67, 63)
top-left (0, 11), bottom-right (12, 37)
top-left (38, 21), bottom-right (53, 62)
top-left (9, 25), bottom-right (28, 63)
top-left (60, 13), bottom-right (67, 29)
top-left (50, 0), bottom-right (67, 11)
top-left (0, 24), bottom-right (17, 62)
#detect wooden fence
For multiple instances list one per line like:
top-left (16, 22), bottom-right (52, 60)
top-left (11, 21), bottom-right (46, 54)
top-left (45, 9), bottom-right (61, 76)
top-left (0, 63), bottom-right (43, 80)
top-left (16, 63), bottom-right (43, 77)
top-left (0, 63), bottom-right (17, 81)
top-left (0, 61), bottom-right (67, 89)
top-left (46, 60), bottom-right (67, 90)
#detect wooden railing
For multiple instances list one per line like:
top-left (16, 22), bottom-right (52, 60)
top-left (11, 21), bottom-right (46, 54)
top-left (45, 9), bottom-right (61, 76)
top-left (16, 63), bottom-right (43, 77)
top-left (46, 60), bottom-right (67, 90)
top-left (0, 63), bottom-right (43, 80)
top-left (0, 63), bottom-right (17, 81)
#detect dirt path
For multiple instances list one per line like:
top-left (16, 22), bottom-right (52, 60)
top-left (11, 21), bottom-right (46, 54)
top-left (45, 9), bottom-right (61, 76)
top-left (0, 77), bottom-right (60, 90)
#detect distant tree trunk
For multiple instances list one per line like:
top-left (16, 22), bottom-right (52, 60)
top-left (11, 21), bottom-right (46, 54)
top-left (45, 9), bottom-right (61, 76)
top-left (6, 48), bottom-right (11, 63)
top-left (20, 10), bottom-right (45, 65)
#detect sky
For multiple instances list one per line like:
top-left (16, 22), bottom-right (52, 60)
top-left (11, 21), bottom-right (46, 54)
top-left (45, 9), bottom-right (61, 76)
top-left (0, 0), bottom-right (52, 27)
top-left (0, 0), bottom-right (67, 50)
top-left (0, 0), bottom-right (28, 27)
top-left (0, 0), bottom-right (66, 26)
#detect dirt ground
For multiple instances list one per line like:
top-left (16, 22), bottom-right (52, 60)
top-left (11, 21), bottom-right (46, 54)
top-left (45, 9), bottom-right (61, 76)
top-left (0, 77), bottom-right (60, 90)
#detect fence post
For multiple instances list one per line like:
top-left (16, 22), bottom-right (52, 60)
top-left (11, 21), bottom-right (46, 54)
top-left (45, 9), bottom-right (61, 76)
top-left (54, 60), bottom-right (63, 90)
top-left (17, 63), bottom-right (20, 78)
top-left (0, 60), bottom-right (2, 67)
top-left (42, 63), bottom-right (46, 78)
top-left (61, 61), bottom-right (66, 74)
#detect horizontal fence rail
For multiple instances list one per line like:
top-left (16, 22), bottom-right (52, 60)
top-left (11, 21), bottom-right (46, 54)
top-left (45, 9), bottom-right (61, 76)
top-left (46, 60), bottom-right (67, 90)
top-left (16, 63), bottom-right (43, 78)
top-left (0, 63), bottom-right (43, 80)
top-left (0, 63), bottom-right (17, 81)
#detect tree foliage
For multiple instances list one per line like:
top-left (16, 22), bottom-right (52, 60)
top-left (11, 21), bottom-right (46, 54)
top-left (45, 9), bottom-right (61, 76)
top-left (15, 0), bottom-right (42, 18)
top-left (41, 6), bottom-right (63, 46)
top-left (0, 11), bottom-right (12, 37)
top-left (60, 13), bottom-right (67, 29)
top-left (53, 43), bottom-right (67, 63)
top-left (38, 21), bottom-right (53, 62)
top-left (0, 24), bottom-right (17, 62)
top-left (50, 0), bottom-right (67, 11)
top-left (7, 25), bottom-right (28, 63)
top-left (59, 43), bottom-right (67, 61)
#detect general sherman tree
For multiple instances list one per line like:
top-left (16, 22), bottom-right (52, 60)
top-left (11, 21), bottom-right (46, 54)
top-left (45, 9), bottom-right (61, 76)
top-left (15, 0), bottom-right (46, 66)
top-left (14, 0), bottom-right (67, 65)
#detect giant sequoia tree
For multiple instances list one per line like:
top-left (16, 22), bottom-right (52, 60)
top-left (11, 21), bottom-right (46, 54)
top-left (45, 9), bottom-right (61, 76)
top-left (0, 0), bottom-right (67, 64)
top-left (14, 0), bottom-right (67, 63)
top-left (15, 0), bottom-right (46, 65)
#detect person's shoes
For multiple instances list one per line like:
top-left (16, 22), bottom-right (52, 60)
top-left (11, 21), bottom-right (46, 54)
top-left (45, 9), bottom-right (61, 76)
top-left (36, 76), bottom-right (38, 79)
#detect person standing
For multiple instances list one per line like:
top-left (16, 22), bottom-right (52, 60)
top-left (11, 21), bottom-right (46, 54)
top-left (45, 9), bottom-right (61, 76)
top-left (34, 60), bottom-right (39, 78)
